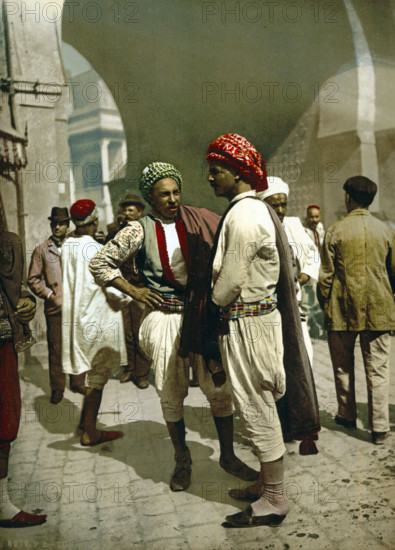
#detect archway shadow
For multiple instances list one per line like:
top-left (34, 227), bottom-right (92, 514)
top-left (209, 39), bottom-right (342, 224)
top-left (47, 419), bottom-right (246, 509)
top-left (19, 351), bottom-right (85, 435)
top-left (183, 403), bottom-right (253, 449)
top-left (19, 349), bottom-right (50, 395)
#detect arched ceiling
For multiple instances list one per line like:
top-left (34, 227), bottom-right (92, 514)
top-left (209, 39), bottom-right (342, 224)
top-left (62, 0), bottom-right (394, 208)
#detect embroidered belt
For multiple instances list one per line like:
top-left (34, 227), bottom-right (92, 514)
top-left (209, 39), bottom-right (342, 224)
top-left (157, 292), bottom-right (185, 313)
top-left (0, 318), bottom-right (13, 341)
top-left (220, 297), bottom-right (277, 320)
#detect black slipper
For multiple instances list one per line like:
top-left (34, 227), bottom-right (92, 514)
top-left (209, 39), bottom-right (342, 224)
top-left (225, 505), bottom-right (286, 528)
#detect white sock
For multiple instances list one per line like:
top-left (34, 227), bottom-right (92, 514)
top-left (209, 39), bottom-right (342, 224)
top-left (0, 477), bottom-right (20, 520)
top-left (251, 483), bottom-right (290, 517)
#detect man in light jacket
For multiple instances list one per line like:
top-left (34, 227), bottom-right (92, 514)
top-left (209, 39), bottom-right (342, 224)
top-left (28, 207), bottom-right (86, 404)
top-left (318, 176), bottom-right (395, 444)
top-left (207, 134), bottom-right (290, 527)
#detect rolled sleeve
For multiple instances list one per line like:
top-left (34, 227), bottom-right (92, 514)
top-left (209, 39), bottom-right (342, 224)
top-left (89, 221), bottom-right (144, 286)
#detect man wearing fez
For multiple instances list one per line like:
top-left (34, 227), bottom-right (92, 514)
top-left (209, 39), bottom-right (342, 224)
top-left (318, 176), bottom-right (395, 444)
top-left (62, 200), bottom-right (130, 446)
top-left (89, 162), bottom-right (258, 492)
top-left (304, 204), bottom-right (325, 252)
top-left (206, 134), bottom-right (320, 527)
top-left (116, 193), bottom-right (151, 388)
top-left (28, 207), bottom-right (86, 404)
top-left (0, 229), bottom-right (47, 527)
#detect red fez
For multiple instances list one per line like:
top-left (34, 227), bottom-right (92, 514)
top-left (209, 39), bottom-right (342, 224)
top-left (307, 204), bottom-right (321, 211)
top-left (70, 199), bottom-right (97, 226)
top-left (206, 133), bottom-right (268, 192)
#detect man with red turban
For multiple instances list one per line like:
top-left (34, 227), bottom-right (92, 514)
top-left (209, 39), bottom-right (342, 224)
top-left (207, 134), bottom-right (290, 527)
top-left (207, 134), bottom-right (320, 527)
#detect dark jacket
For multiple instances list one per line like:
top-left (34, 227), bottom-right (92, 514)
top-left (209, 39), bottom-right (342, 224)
top-left (177, 205), bottom-right (221, 355)
top-left (0, 232), bottom-right (36, 352)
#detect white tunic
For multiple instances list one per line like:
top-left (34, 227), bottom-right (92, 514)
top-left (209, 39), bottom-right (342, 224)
top-left (61, 235), bottom-right (128, 375)
top-left (212, 191), bottom-right (279, 307)
top-left (283, 216), bottom-right (320, 301)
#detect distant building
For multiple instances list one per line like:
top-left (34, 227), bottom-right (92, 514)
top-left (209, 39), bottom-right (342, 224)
top-left (67, 66), bottom-right (127, 229)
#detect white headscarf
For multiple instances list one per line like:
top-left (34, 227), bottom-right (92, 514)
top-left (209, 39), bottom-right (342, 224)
top-left (258, 176), bottom-right (289, 200)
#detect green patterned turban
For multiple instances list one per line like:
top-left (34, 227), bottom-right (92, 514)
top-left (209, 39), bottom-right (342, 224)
top-left (139, 162), bottom-right (183, 200)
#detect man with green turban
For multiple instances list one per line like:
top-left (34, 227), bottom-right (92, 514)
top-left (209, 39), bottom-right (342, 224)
top-left (89, 162), bottom-right (258, 492)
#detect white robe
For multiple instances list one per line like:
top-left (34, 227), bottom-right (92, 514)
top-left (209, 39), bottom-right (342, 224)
top-left (283, 217), bottom-right (318, 364)
top-left (283, 216), bottom-right (320, 302)
top-left (61, 235), bottom-right (129, 375)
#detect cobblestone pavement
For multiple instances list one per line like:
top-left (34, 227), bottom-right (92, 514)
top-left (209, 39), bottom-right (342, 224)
top-left (1, 337), bottom-right (394, 550)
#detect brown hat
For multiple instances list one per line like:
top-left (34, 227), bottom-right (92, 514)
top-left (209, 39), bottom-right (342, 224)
top-left (48, 207), bottom-right (70, 223)
top-left (119, 193), bottom-right (145, 209)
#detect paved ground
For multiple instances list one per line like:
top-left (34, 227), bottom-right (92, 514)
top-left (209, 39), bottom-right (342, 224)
top-left (1, 336), bottom-right (394, 550)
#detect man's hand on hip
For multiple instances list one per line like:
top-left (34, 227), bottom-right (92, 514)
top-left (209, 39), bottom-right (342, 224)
top-left (110, 277), bottom-right (163, 308)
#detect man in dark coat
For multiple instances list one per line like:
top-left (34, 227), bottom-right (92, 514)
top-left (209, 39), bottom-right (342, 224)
top-left (0, 230), bottom-right (47, 527)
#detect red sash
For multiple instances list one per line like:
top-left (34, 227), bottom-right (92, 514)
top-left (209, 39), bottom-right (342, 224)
top-left (154, 217), bottom-right (190, 290)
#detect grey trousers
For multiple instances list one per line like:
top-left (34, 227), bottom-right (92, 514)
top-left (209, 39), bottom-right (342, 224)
top-left (327, 330), bottom-right (391, 432)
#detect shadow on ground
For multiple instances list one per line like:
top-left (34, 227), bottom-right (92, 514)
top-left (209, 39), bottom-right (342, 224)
top-left (46, 418), bottom-right (249, 509)
top-left (320, 403), bottom-right (395, 442)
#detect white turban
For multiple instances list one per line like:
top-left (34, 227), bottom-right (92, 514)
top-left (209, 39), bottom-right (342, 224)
top-left (258, 177), bottom-right (289, 200)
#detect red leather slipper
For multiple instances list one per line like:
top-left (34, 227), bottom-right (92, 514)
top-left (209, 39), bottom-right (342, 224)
top-left (0, 510), bottom-right (47, 528)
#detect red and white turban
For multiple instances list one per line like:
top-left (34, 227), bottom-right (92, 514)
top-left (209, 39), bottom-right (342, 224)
top-left (70, 199), bottom-right (98, 227)
top-left (206, 133), bottom-right (268, 192)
